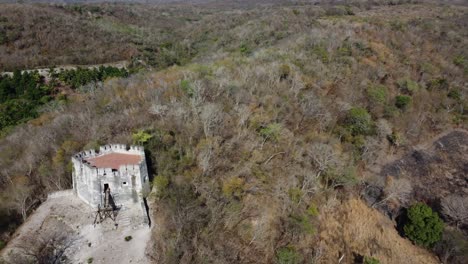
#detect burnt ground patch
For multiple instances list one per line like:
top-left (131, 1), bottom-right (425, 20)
top-left (379, 130), bottom-right (468, 204)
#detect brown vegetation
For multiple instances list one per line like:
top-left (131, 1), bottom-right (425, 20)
top-left (0, 1), bottom-right (467, 263)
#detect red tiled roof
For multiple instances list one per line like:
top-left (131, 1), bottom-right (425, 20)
top-left (85, 153), bottom-right (142, 170)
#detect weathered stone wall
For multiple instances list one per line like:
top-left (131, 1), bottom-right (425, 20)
top-left (72, 144), bottom-right (149, 209)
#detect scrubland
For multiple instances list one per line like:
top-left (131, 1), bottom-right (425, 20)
top-left (0, 1), bottom-right (467, 263)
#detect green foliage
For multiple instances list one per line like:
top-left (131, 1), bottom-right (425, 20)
top-left (146, 42), bottom-right (195, 69)
top-left (383, 105), bottom-right (399, 118)
top-left (54, 66), bottom-right (128, 89)
top-left (325, 6), bottom-right (354, 17)
top-left (289, 214), bottom-right (316, 235)
top-left (0, 71), bottom-right (54, 130)
top-left (390, 20), bottom-right (406, 31)
top-left (404, 203), bottom-right (444, 248)
top-left (0, 30), bottom-right (6, 45)
top-left (353, 41), bottom-right (373, 56)
top-left (453, 55), bottom-right (465, 67)
top-left (154, 175), bottom-right (169, 198)
top-left (0, 240), bottom-right (5, 250)
top-left (132, 130), bottom-right (153, 145)
top-left (364, 256), bottom-right (380, 264)
top-left (345, 107), bottom-right (373, 136)
top-left (337, 41), bottom-right (352, 57)
top-left (367, 84), bottom-right (387, 105)
top-left (239, 43), bottom-right (252, 55)
top-left (306, 203), bottom-right (319, 217)
top-left (259, 123), bottom-right (282, 142)
top-left (397, 78), bottom-right (419, 95)
top-left (447, 89), bottom-right (462, 101)
top-left (288, 188), bottom-right (303, 204)
top-left (427, 78), bottom-right (449, 91)
top-left (279, 64), bottom-right (291, 80)
top-left (312, 45), bottom-right (329, 63)
top-left (87, 257), bottom-right (94, 264)
top-left (222, 177), bottom-right (245, 198)
top-left (276, 246), bottom-right (302, 264)
top-left (180, 79), bottom-right (194, 97)
top-left (395, 95), bottom-right (412, 110)
top-left (387, 131), bottom-right (402, 146)
top-left (324, 166), bottom-right (358, 188)
top-left (124, 236), bottom-right (133, 241)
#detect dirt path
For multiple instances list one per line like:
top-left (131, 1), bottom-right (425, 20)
top-left (0, 60), bottom-right (129, 80)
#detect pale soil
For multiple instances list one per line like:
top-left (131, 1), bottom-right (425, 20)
top-left (0, 60), bottom-right (129, 80)
top-left (317, 198), bottom-right (439, 264)
top-left (0, 191), bottom-right (152, 264)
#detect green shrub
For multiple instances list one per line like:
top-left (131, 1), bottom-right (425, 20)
top-left (426, 78), bottom-right (449, 91)
top-left (395, 95), bottom-right (411, 109)
top-left (239, 43), bottom-right (251, 55)
top-left (290, 214), bottom-right (315, 235)
top-left (390, 20), bottom-right (406, 31)
top-left (311, 45), bottom-right (329, 63)
top-left (397, 78), bottom-right (419, 95)
top-left (306, 203), bottom-right (319, 217)
top-left (364, 256), bottom-right (380, 264)
top-left (222, 177), bottom-right (245, 198)
top-left (404, 203), bottom-right (444, 248)
top-left (453, 55), bottom-right (465, 67)
top-left (276, 246), bottom-right (302, 264)
top-left (180, 80), bottom-right (194, 97)
top-left (337, 41), bottom-right (352, 57)
top-left (447, 89), bottom-right (462, 101)
top-left (0, 30), bottom-right (7, 45)
top-left (345, 107), bottom-right (373, 135)
top-left (279, 64), bottom-right (291, 80)
top-left (154, 175), bottom-right (169, 197)
top-left (259, 123), bottom-right (282, 142)
top-left (324, 166), bottom-right (358, 188)
top-left (367, 85), bottom-right (387, 105)
top-left (288, 188), bottom-right (303, 204)
top-left (87, 257), bottom-right (94, 264)
top-left (383, 105), bottom-right (399, 118)
top-left (125, 236), bottom-right (133, 241)
top-left (387, 131), bottom-right (402, 146)
top-left (132, 130), bottom-right (153, 145)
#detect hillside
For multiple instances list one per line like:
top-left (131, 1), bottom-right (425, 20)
top-left (0, 1), bottom-right (467, 263)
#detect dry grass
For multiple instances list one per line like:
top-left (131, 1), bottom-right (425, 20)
top-left (318, 198), bottom-right (439, 264)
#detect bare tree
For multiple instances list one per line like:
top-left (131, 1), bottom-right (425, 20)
top-left (305, 143), bottom-right (346, 191)
top-left (200, 103), bottom-right (224, 138)
top-left (376, 119), bottom-right (392, 139)
top-left (8, 183), bottom-right (36, 222)
top-left (307, 143), bottom-right (340, 174)
top-left (12, 223), bottom-right (77, 264)
top-left (372, 177), bottom-right (412, 209)
top-left (297, 91), bottom-right (323, 130)
top-left (235, 104), bottom-right (251, 128)
top-left (197, 138), bottom-right (219, 175)
top-left (441, 195), bottom-right (468, 228)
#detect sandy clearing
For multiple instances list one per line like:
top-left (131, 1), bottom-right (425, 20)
top-left (1, 191), bottom-right (152, 264)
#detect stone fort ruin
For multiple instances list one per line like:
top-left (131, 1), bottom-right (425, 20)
top-left (72, 144), bottom-right (150, 223)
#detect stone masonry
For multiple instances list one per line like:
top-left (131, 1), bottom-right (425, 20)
top-left (72, 144), bottom-right (150, 211)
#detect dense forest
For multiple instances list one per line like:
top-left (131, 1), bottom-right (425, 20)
top-left (0, 0), bottom-right (467, 263)
top-left (0, 66), bottom-right (128, 133)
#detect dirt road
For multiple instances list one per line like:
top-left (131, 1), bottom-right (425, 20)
top-left (0, 60), bottom-right (129, 80)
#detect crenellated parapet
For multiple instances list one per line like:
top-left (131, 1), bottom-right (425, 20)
top-left (73, 144), bottom-right (144, 169)
top-left (71, 144), bottom-right (149, 209)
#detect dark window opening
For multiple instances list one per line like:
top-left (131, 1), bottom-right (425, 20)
top-left (103, 183), bottom-right (109, 193)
